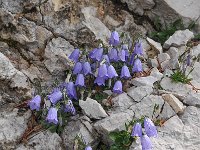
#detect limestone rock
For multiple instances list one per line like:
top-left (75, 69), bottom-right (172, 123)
top-left (163, 29), bottom-right (194, 49)
top-left (159, 102), bottom-right (176, 120)
top-left (158, 53), bottom-right (170, 63)
top-left (167, 47), bottom-right (180, 69)
top-left (127, 86), bottom-right (153, 102)
top-left (150, 67), bottom-right (163, 80)
top-left (147, 37), bottom-right (163, 54)
top-left (131, 76), bottom-right (159, 87)
top-left (184, 92), bottom-right (200, 107)
top-left (79, 98), bottom-right (108, 119)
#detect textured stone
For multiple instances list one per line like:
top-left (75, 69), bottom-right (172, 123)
top-left (147, 37), bottom-right (163, 54)
top-left (159, 102), bottom-right (176, 120)
top-left (149, 58), bottom-right (159, 68)
top-left (131, 76), bottom-right (159, 87)
top-left (184, 92), bottom-right (200, 107)
top-left (130, 95), bottom-right (164, 118)
top-left (158, 53), bottom-right (170, 63)
top-left (167, 47), bottom-right (180, 69)
top-left (79, 98), bottom-right (108, 119)
top-left (150, 67), bottom-right (163, 80)
top-left (127, 86), bottom-right (153, 102)
top-left (163, 29), bottom-right (194, 49)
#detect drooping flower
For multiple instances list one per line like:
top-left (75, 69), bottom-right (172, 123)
top-left (108, 48), bottom-right (118, 62)
top-left (131, 123), bottom-right (142, 137)
top-left (107, 65), bottom-right (118, 78)
top-left (75, 74), bottom-right (85, 87)
top-left (122, 45), bottom-right (129, 61)
top-left (73, 62), bottom-right (82, 75)
top-left (113, 80), bottom-right (123, 94)
top-left (64, 100), bottom-right (76, 115)
top-left (66, 82), bottom-right (77, 100)
top-left (89, 48), bottom-right (103, 61)
top-left (48, 88), bottom-right (62, 104)
top-left (83, 62), bottom-right (92, 75)
top-left (186, 54), bottom-right (191, 66)
top-left (69, 48), bottom-right (80, 62)
top-left (98, 64), bottom-right (108, 78)
top-left (144, 118), bottom-right (158, 137)
top-left (118, 49), bottom-right (126, 62)
top-left (132, 58), bottom-right (143, 73)
top-left (120, 65), bottom-right (131, 79)
top-left (46, 107), bottom-right (58, 124)
top-left (129, 53), bottom-right (135, 66)
top-left (85, 146), bottom-right (92, 150)
top-left (94, 76), bottom-right (106, 86)
top-left (28, 95), bottom-right (41, 111)
top-left (141, 135), bottom-right (152, 150)
top-left (133, 42), bottom-right (143, 56)
top-left (109, 31), bottom-right (120, 46)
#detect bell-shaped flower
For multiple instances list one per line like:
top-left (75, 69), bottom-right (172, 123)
top-left (108, 65), bottom-right (118, 78)
top-left (89, 48), bottom-right (103, 61)
top-left (113, 80), bottom-right (123, 94)
top-left (141, 135), bottom-right (152, 150)
top-left (94, 76), bottom-right (106, 86)
top-left (46, 107), bottom-right (58, 124)
top-left (131, 123), bottom-right (142, 137)
top-left (66, 82), bottom-right (77, 100)
top-left (73, 62), bottom-right (82, 75)
top-left (109, 31), bottom-right (120, 46)
top-left (118, 49), bottom-right (126, 62)
top-left (64, 100), bottom-right (76, 115)
top-left (48, 88), bottom-right (62, 104)
top-left (28, 95), bottom-right (41, 111)
top-left (132, 58), bottom-right (143, 73)
top-left (144, 118), bottom-right (158, 137)
top-left (75, 74), bottom-right (85, 87)
top-left (83, 62), bottom-right (92, 75)
top-left (101, 54), bottom-right (110, 65)
top-left (85, 146), bottom-right (92, 150)
top-left (69, 48), bottom-right (80, 62)
top-left (108, 48), bottom-right (118, 62)
top-left (129, 53), bottom-right (135, 66)
top-left (120, 65), bottom-right (131, 79)
top-left (98, 64), bottom-right (108, 78)
top-left (133, 42), bottom-right (143, 56)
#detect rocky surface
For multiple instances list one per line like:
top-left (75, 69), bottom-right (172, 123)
top-left (0, 0), bottom-right (200, 150)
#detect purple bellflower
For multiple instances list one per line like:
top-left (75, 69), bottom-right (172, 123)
top-left (108, 48), bottom-right (118, 62)
top-left (67, 82), bottom-right (77, 100)
top-left (64, 100), bottom-right (76, 115)
top-left (134, 42), bottom-right (143, 56)
top-left (144, 118), bottom-right (158, 137)
top-left (94, 76), bottom-right (106, 86)
top-left (98, 64), bottom-right (108, 78)
top-left (46, 107), bottom-right (58, 124)
top-left (75, 74), bottom-right (85, 87)
top-left (85, 146), bottom-right (92, 150)
top-left (28, 95), bottom-right (41, 111)
top-left (132, 58), bottom-right (143, 73)
top-left (118, 49), bottom-right (126, 62)
top-left (89, 48), bottom-right (103, 61)
top-left (113, 80), bottom-right (123, 94)
top-left (48, 88), bottom-right (62, 104)
top-left (186, 54), bottom-right (191, 66)
top-left (122, 45), bottom-right (129, 60)
top-left (131, 123), bottom-right (143, 137)
top-left (101, 54), bottom-right (110, 65)
top-left (107, 65), bottom-right (118, 78)
top-left (69, 48), bottom-right (80, 62)
top-left (109, 31), bottom-right (120, 46)
top-left (120, 65), bottom-right (131, 79)
top-left (141, 135), bottom-right (152, 150)
top-left (73, 62), bottom-right (82, 75)
top-left (83, 62), bottom-right (92, 75)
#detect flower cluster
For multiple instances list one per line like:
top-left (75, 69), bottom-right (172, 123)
top-left (131, 118), bottom-right (158, 150)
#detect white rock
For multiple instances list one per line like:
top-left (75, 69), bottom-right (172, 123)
top-left (163, 29), bottom-right (194, 49)
top-left (191, 44), bottom-right (200, 57)
top-left (188, 62), bottom-right (200, 84)
top-left (167, 47), bottom-right (180, 69)
top-left (79, 98), bottom-right (108, 119)
top-left (158, 53), bottom-right (170, 63)
top-left (147, 37), bottom-right (163, 54)
top-left (150, 67), bottom-right (163, 80)
top-left (159, 102), bottom-right (176, 120)
top-left (132, 76), bottom-right (158, 87)
top-left (184, 92), bottom-right (200, 107)
top-left (130, 95), bottom-right (164, 118)
top-left (150, 58), bottom-right (159, 68)
top-left (162, 94), bottom-right (185, 113)
top-left (127, 86), bottom-right (153, 102)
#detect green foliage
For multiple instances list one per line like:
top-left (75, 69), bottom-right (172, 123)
top-left (171, 70), bottom-right (192, 84)
top-left (193, 34), bottom-right (200, 41)
top-left (74, 135), bottom-right (87, 150)
top-left (149, 18), bottom-right (196, 45)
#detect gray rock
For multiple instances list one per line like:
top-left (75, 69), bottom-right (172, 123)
top-left (162, 94), bottom-right (185, 114)
top-left (16, 130), bottom-right (62, 150)
top-left (147, 37), bottom-right (163, 54)
top-left (131, 76), bottom-right (159, 87)
top-left (163, 29), bottom-right (194, 49)
top-left (150, 58), bottom-right (159, 68)
top-left (187, 62), bottom-right (200, 85)
top-left (127, 86), bottom-right (153, 102)
top-left (159, 102), bottom-right (176, 120)
top-left (167, 47), bottom-right (180, 69)
top-left (150, 67), bottom-right (163, 80)
top-left (79, 98), bottom-right (108, 119)
top-left (130, 95), bottom-right (164, 118)
top-left (191, 44), bottom-right (200, 57)
top-left (160, 77), bottom-right (192, 97)
top-left (184, 92), bottom-right (200, 107)
top-left (0, 109), bottom-right (31, 149)
top-left (158, 53), bottom-right (170, 63)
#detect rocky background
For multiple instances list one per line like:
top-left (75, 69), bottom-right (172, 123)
top-left (0, 0), bottom-right (200, 150)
